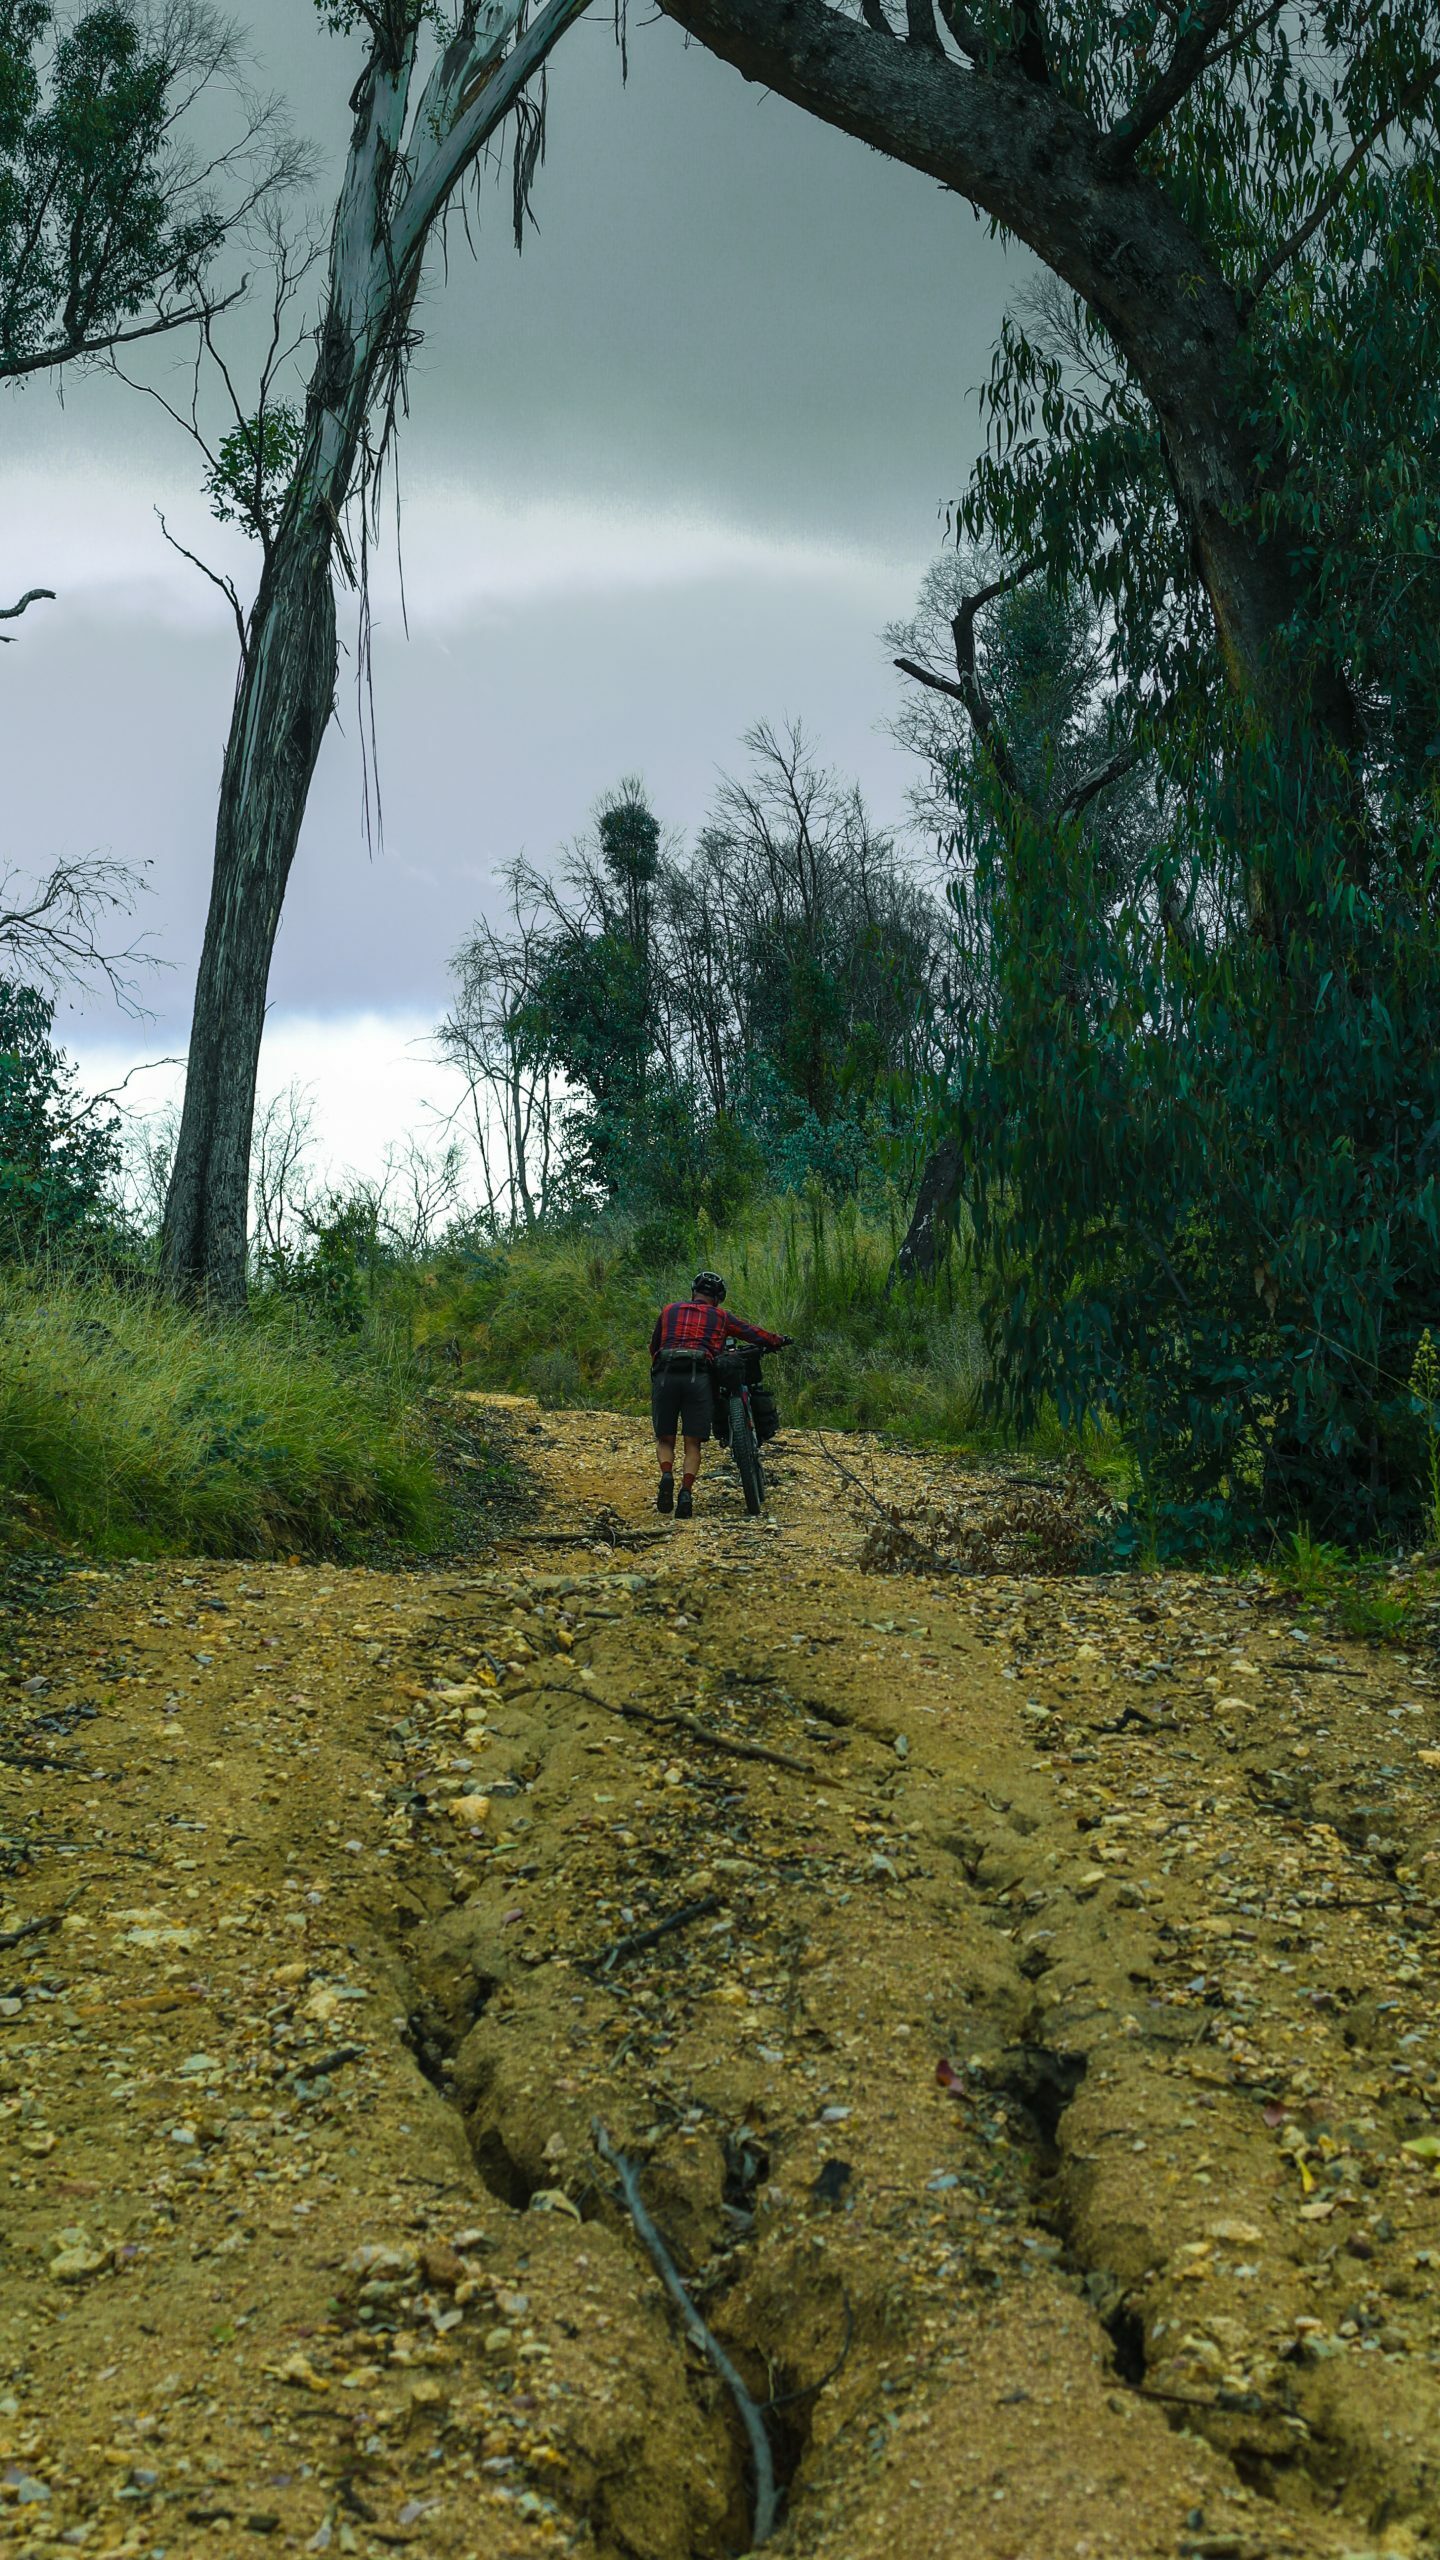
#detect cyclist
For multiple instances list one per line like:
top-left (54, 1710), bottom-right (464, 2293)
top-left (649, 1270), bottom-right (787, 1518)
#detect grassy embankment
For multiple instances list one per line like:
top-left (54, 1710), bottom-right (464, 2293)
top-left (0, 1267), bottom-right (442, 1558)
top-left (415, 1189), bottom-right (1018, 1448)
top-left (0, 1193), bottom-right (1080, 1563)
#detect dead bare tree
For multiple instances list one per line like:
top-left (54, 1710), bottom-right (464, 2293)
top-left (250, 1081), bottom-right (319, 1269)
top-left (0, 854), bottom-right (157, 1008)
top-left (375, 1131), bottom-right (467, 1257)
top-left (441, 866), bottom-right (572, 1233)
top-left (160, 0), bottom-right (596, 1303)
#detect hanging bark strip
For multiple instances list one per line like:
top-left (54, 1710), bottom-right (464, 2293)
top-left (161, 0), bottom-right (596, 1301)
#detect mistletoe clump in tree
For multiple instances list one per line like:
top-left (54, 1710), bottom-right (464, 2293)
top-left (658, 0), bottom-right (1440, 1541)
top-left (443, 731), bottom-right (944, 1232)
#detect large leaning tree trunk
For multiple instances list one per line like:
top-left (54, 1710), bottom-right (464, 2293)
top-left (161, 0), bottom-right (593, 1302)
top-left (655, 0), bottom-right (1438, 1259)
top-left (657, 0), bottom-right (1426, 752)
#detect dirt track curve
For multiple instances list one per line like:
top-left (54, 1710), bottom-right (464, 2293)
top-left (4, 1401), bottom-right (1440, 2560)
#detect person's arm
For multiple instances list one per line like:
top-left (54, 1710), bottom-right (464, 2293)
top-left (722, 1312), bottom-right (786, 1350)
top-left (649, 1312), bottom-right (663, 1360)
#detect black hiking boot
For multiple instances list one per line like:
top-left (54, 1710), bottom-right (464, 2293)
top-left (675, 1484), bottom-right (694, 1520)
top-left (656, 1474), bottom-right (674, 1514)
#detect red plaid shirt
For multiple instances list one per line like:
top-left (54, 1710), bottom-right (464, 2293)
top-left (650, 1298), bottom-right (784, 1368)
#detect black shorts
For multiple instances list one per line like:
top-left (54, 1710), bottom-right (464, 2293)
top-left (651, 1362), bottom-right (714, 1442)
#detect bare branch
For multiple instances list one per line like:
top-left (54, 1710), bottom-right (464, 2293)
top-left (1013, 0), bottom-right (1049, 85)
top-left (0, 854), bottom-right (158, 1008)
top-left (0, 588), bottom-right (56, 640)
top-left (1242, 55), bottom-right (1440, 309)
top-left (905, 0), bottom-right (942, 50)
top-left (592, 2121), bottom-right (779, 2551)
top-left (1059, 741), bottom-right (1144, 819)
top-left (1105, 0), bottom-right (1245, 161)
top-left (0, 281), bottom-right (248, 385)
top-left (933, 0), bottom-right (986, 58)
top-left (155, 512), bottom-right (249, 661)
top-left (389, 0), bottom-right (597, 275)
top-left (893, 653), bottom-right (971, 705)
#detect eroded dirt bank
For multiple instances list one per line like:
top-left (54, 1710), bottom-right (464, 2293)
top-left (4, 1404), bottom-right (1440, 2560)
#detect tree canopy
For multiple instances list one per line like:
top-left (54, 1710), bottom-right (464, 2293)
top-left (0, 0), bottom-right (298, 385)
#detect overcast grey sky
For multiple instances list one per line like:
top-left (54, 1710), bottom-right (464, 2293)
top-left (2, 2), bottom-right (1026, 1163)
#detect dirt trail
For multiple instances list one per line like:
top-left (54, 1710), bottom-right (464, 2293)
top-left (4, 1404), bottom-right (1440, 2560)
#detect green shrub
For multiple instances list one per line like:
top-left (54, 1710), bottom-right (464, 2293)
top-left (0, 1268), bottom-right (441, 1556)
top-left (0, 983), bottom-right (119, 1260)
top-left (416, 1188), bottom-right (996, 1447)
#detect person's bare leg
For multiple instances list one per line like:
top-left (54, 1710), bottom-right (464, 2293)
top-left (676, 1433), bottom-right (702, 1518)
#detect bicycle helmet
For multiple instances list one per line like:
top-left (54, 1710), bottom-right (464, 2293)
top-left (692, 1269), bottom-right (727, 1302)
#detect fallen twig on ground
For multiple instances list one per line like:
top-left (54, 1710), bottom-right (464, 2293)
top-left (583, 1894), bottom-right (722, 1976)
top-left (590, 1686), bottom-right (815, 1776)
top-left (1272, 1660), bottom-right (1365, 1678)
top-left (593, 2119), bottom-right (778, 2547)
top-left (0, 1908), bottom-right (61, 1949)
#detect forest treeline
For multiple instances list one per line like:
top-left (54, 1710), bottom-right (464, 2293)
top-left (441, 722), bottom-right (944, 1235)
top-left (4, 0), bottom-right (1440, 1558)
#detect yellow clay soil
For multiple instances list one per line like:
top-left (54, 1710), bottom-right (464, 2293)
top-left (2, 1402), bottom-right (1440, 2560)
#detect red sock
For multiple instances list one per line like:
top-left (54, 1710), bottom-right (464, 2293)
top-left (682, 1471), bottom-right (697, 1490)
top-left (659, 1461), bottom-right (674, 1475)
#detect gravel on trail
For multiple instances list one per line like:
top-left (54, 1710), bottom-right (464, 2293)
top-left (3, 1399), bottom-right (1440, 2560)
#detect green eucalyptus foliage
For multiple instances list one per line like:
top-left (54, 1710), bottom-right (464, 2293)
top-left (0, 980), bottom-right (118, 1257)
top-left (504, 764), bottom-right (941, 1218)
top-left (941, 141), bottom-right (1440, 1546)
top-left (310, 0), bottom-right (444, 43)
top-left (203, 404), bottom-right (305, 545)
top-left (0, 1), bottom-right (225, 375)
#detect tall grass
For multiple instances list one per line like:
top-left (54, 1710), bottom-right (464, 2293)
top-left (0, 1267), bottom-right (442, 1557)
top-left (416, 1188), bottom-right (1000, 1446)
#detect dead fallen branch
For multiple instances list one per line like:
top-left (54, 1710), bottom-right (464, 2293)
top-left (815, 1429), bottom-right (1115, 1579)
top-left (492, 1528), bottom-right (670, 1549)
top-left (593, 2119), bottom-right (778, 2547)
top-left (0, 1743), bottom-right (88, 1775)
top-left (591, 1687), bottom-right (815, 1776)
top-left (583, 1893), bottom-right (722, 1977)
top-left (667, 1705), bottom-right (815, 1775)
top-left (0, 1909), bottom-right (61, 1950)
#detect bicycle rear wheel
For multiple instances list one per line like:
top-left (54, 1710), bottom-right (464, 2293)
top-left (730, 1394), bottom-right (765, 1515)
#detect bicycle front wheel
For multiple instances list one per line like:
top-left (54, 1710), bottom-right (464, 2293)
top-left (730, 1394), bottom-right (765, 1515)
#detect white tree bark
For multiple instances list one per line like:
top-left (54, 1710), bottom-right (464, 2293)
top-left (162, 0), bottom-right (594, 1297)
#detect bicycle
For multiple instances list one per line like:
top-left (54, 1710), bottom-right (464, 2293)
top-left (712, 1342), bottom-right (784, 1516)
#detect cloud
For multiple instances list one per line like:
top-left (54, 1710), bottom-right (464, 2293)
top-left (0, 457), bottom-right (911, 635)
top-left (72, 1010), bottom-right (468, 1195)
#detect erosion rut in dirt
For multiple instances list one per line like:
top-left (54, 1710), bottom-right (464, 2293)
top-left (4, 1401), bottom-right (1440, 2560)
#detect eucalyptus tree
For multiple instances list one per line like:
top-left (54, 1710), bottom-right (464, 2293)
top-left (656, 0), bottom-right (1437, 843)
top-left (159, 0), bottom-right (594, 1301)
top-left (1, 0), bottom-right (300, 623)
top-left (650, 3), bottom-right (1440, 1532)
top-left (0, 0), bottom-right (291, 385)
